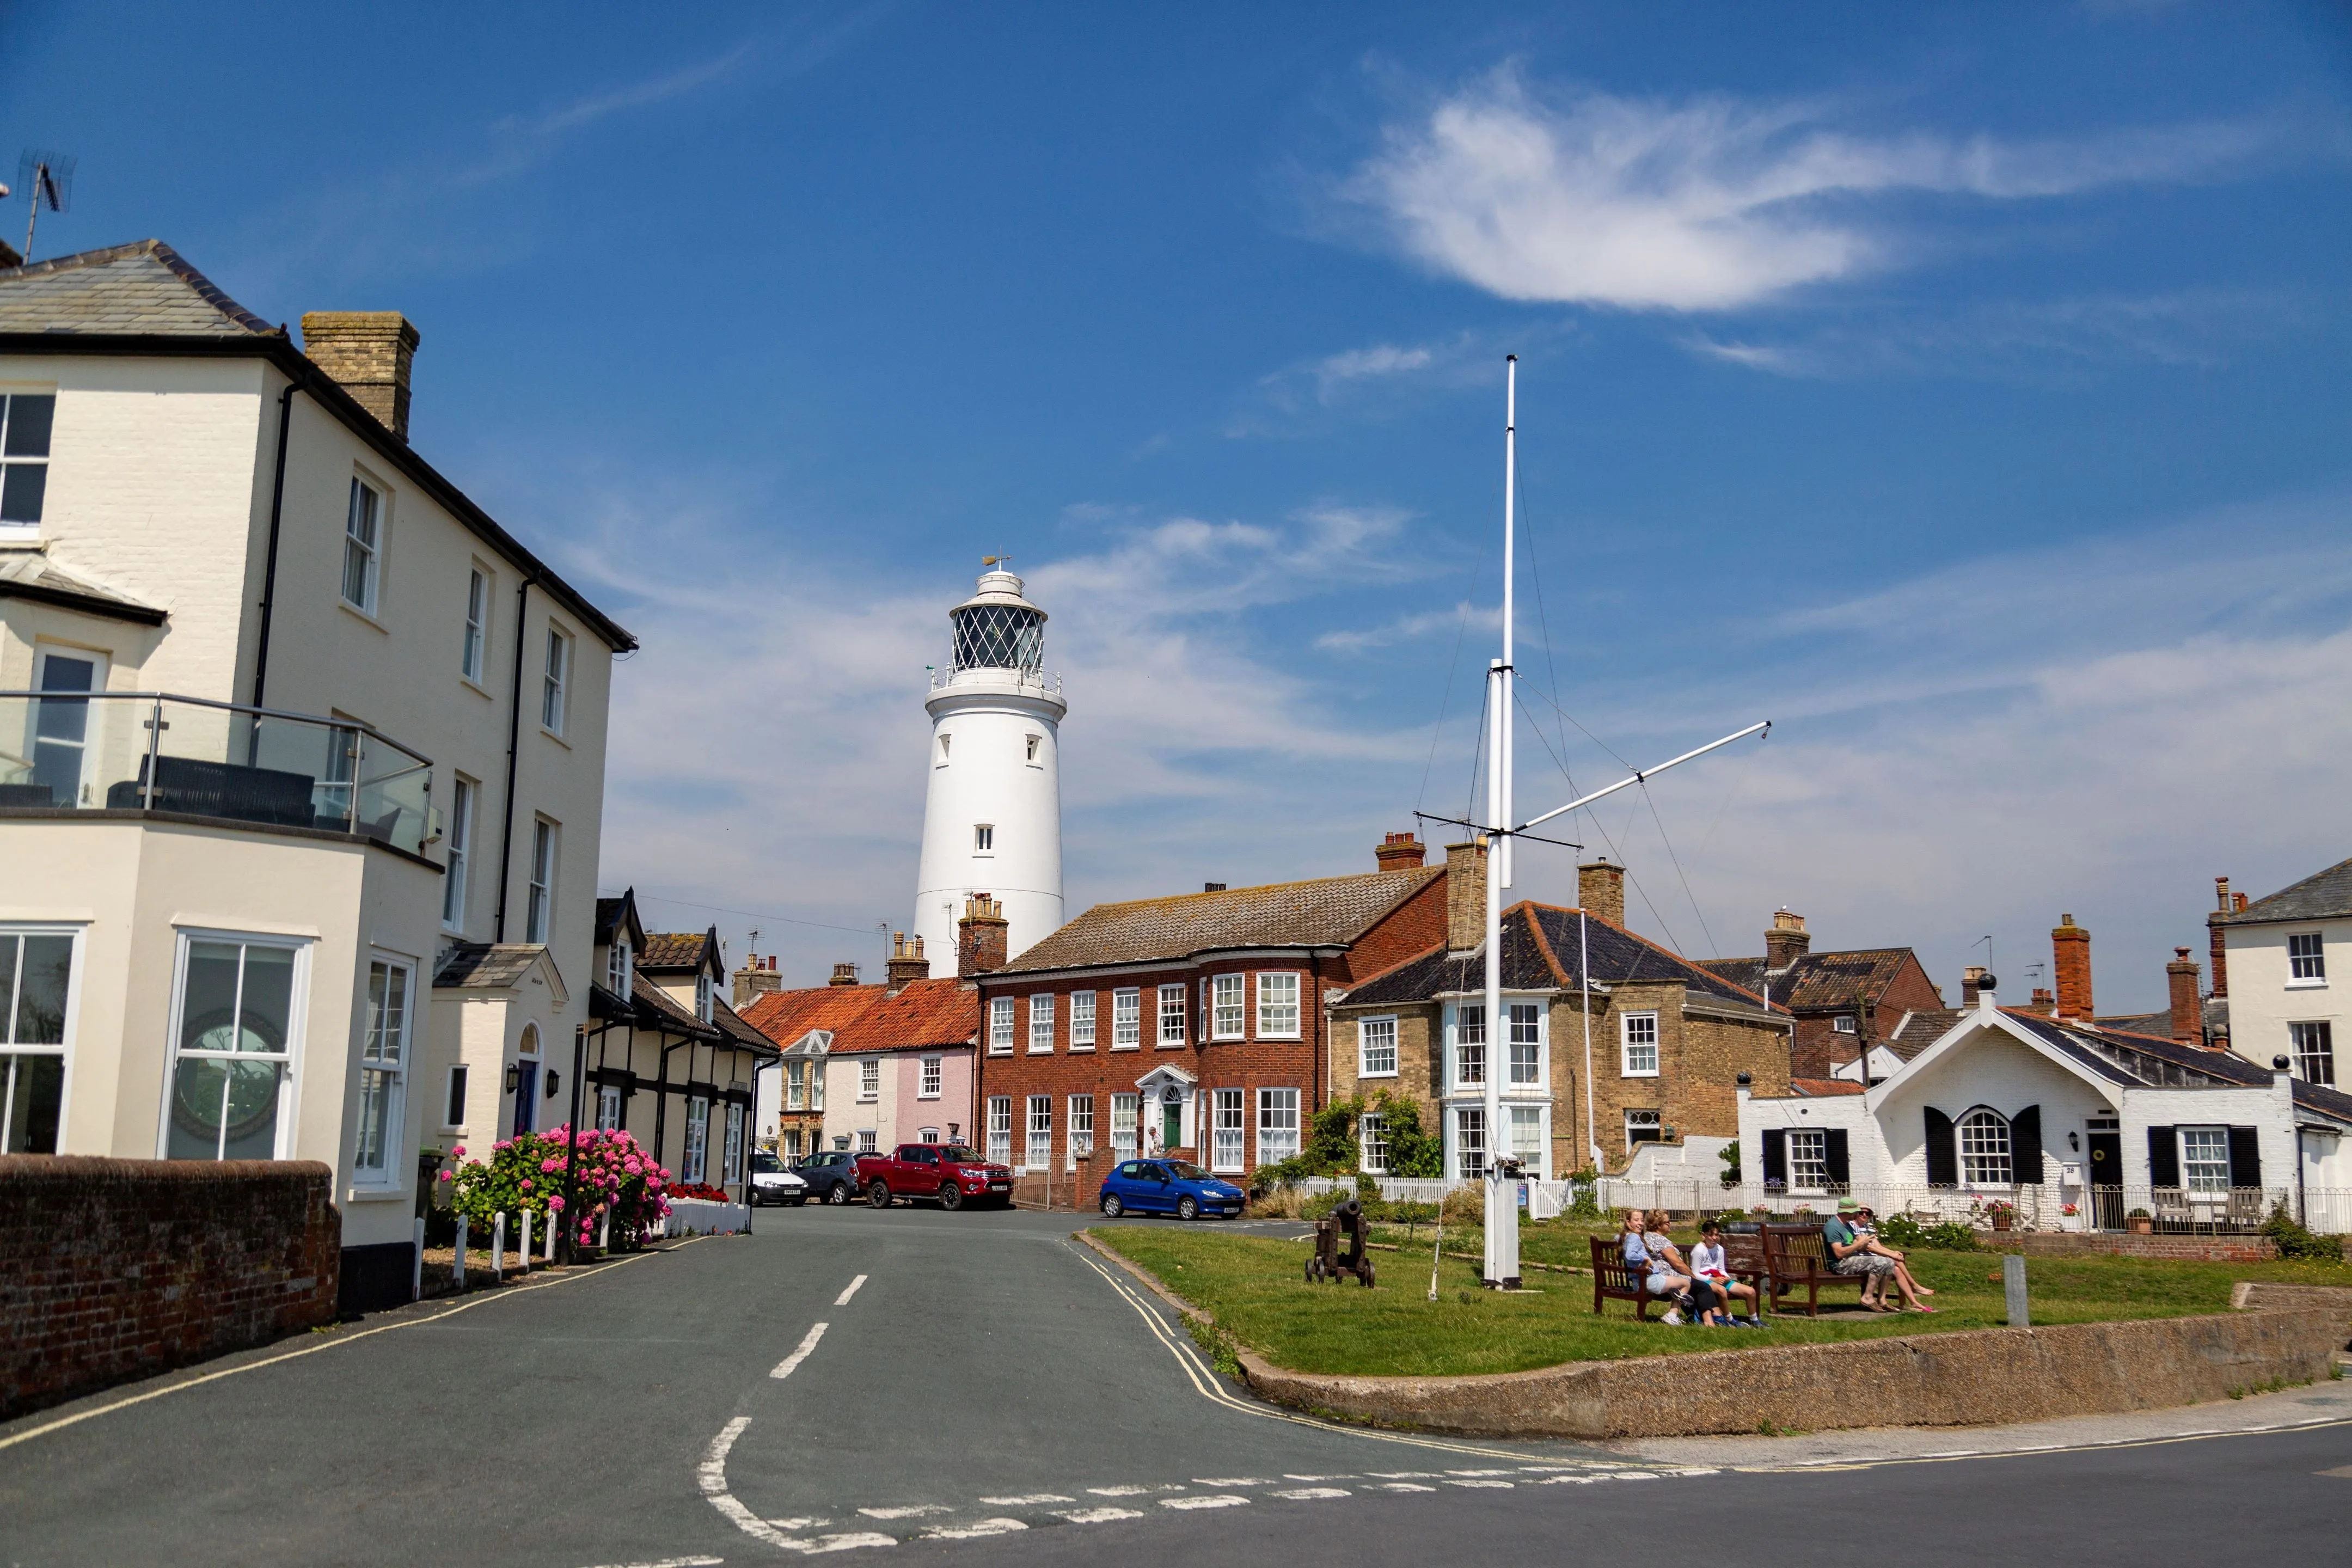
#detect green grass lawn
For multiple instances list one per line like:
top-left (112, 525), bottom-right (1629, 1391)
top-left (1089, 1222), bottom-right (2352, 1379)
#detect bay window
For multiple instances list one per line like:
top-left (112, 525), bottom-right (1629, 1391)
top-left (1212, 973), bottom-right (1245, 1039)
top-left (1453, 1003), bottom-right (1485, 1088)
top-left (1508, 1001), bottom-right (1541, 1085)
top-left (683, 1097), bottom-right (709, 1183)
top-left (353, 958), bottom-right (413, 1184)
top-left (1257, 1088), bottom-right (1300, 1164)
top-left (166, 935), bottom-right (304, 1162)
top-left (1256, 972), bottom-right (1301, 1038)
top-left (0, 929), bottom-right (73, 1155)
top-left (1211, 1088), bottom-right (1245, 1171)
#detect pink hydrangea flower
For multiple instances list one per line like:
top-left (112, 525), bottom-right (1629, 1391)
top-left (438, 1170), bottom-right (454, 1183)
top-left (519, 1178), bottom-right (534, 1192)
top-left (549, 1195), bottom-right (566, 1211)
top-left (450, 1144), bottom-right (467, 1159)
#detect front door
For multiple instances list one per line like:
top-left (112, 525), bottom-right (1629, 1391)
top-left (2086, 1132), bottom-right (2122, 1227)
top-left (1162, 1100), bottom-right (1183, 1156)
top-left (513, 1061), bottom-right (539, 1135)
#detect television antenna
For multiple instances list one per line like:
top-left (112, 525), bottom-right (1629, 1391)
top-left (17, 150), bottom-right (74, 264)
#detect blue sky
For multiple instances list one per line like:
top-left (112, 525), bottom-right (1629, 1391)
top-left (9, 3), bottom-right (2352, 1005)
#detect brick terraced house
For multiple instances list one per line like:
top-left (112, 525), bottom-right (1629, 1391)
top-left (970, 833), bottom-right (1450, 1206)
top-left (1700, 909), bottom-right (1947, 1081)
top-left (1331, 857), bottom-right (1792, 1180)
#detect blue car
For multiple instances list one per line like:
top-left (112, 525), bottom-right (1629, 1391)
top-left (1098, 1159), bottom-right (1245, 1221)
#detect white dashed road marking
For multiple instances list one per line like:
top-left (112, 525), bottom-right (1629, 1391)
top-left (581, 1558), bottom-right (725, 1567)
top-left (1271, 1487), bottom-right (1349, 1500)
top-left (770, 1323), bottom-right (829, 1381)
top-left (921, 1520), bottom-right (1027, 1540)
top-left (1160, 1495), bottom-right (1249, 1511)
top-left (1056, 1507), bottom-right (1144, 1523)
top-left (858, 1506), bottom-right (949, 1520)
top-left (1375, 1483), bottom-right (1437, 1493)
top-left (835, 1275), bottom-right (868, 1307)
top-left (1444, 1479), bottom-right (1514, 1489)
top-left (979, 1494), bottom-right (1074, 1505)
top-left (1195, 1477), bottom-right (1269, 1486)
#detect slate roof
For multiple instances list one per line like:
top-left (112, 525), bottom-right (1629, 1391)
top-left (434, 943), bottom-right (549, 989)
top-left (595, 893), bottom-right (645, 950)
top-left (1340, 901), bottom-right (1778, 1016)
top-left (1885, 1007), bottom-right (1964, 1059)
top-left (0, 549), bottom-right (168, 624)
top-left (2221, 857), bottom-right (2352, 926)
top-left (996, 867), bottom-right (1442, 975)
top-left (2094, 1009), bottom-right (2176, 1039)
top-left (1999, 1011), bottom-right (2352, 1124)
top-left (639, 931), bottom-right (718, 972)
top-left (1700, 948), bottom-right (1918, 1012)
top-left (0, 240), bottom-right (281, 336)
top-left (740, 977), bottom-right (977, 1055)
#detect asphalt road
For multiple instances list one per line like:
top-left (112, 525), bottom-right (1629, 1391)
top-left (3, 1204), bottom-right (2349, 1567)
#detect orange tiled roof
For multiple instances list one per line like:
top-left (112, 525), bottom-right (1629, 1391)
top-left (742, 976), bottom-right (976, 1055)
top-left (997, 867), bottom-right (1442, 973)
top-left (1790, 1077), bottom-right (1866, 1097)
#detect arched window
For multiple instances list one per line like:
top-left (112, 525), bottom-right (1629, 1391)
top-left (1957, 1108), bottom-right (2012, 1187)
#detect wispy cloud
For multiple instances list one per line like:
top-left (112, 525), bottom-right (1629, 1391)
top-left (1342, 66), bottom-right (2278, 311)
top-left (1316, 601), bottom-right (1499, 653)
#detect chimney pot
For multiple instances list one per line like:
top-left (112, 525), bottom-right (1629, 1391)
top-left (1764, 906), bottom-right (1811, 972)
top-left (1577, 860), bottom-right (1626, 928)
top-left (2031, 986), bottom-right (2056, 1015)
top-left (1961, 964), bottom-right (1988, 1007)
top-left (301, 311), bottom-right (421, 441)
top-left (1203, 882), bottom-right (1227, 893)
top-left (2166, 946), bottom-right (2203, 1045)
top-left (886, 930), bottom-right (932, 994)
top-left (1374, 831), bottom-right (1428, 871)
top-left (1445, 840), bottom-right (1488, 952)
top-left (958, 893), bottom-right (1009, 977)
top-left (829, 961), bottom-right (860, 987)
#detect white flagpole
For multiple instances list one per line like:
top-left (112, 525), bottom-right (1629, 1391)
top-left (1485, 357), bottom-right (1520, 1288)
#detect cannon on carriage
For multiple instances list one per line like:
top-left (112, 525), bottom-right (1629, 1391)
top-left (1305, 1196), bottom-right (1376, 1287)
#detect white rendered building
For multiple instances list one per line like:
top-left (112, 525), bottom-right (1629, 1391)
top-left (912, 566), bottom-right (1065, 966)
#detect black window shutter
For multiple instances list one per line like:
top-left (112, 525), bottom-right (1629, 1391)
top-left (2146, 1126), bottom-right (2179, 1188)
top-left (2009, 1105), bottom-right (2043, 1185)
top-left (1822, 1128), bottom-right (1851, 1185)
top-left (1762, 1128), bottom-right (1786, 1184)
top-left (2227, 1126), bottom-right (2262, 1189)
top-left (1923, 1106), bottom-right (1956, 1186)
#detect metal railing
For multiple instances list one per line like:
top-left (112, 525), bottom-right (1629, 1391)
top-left (0, 690), bottom-right (433, 856)
top-left (927, 666), bottom-right (1063, 698)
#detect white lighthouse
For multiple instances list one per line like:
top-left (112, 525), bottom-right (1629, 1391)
top-left (912, 562), bottom-right (1067, 967)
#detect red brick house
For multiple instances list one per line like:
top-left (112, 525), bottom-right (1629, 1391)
top-left (969, 832), bottom-right (1450, 1205)
top-left (1700, 910), bottom-right (1949, 1081)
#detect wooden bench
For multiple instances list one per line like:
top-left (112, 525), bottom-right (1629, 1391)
top-left (1760, 1222), bottom-right (1872, 1318)
top-left (1590, 1234), bottom-right (1670, 1320)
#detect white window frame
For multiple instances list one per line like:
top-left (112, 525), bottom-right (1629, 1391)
top-left (1025, 1094), bottom-right (1053, 1169)
top-left (810, 1062), bottom-right (823, 1111)
top-left (1157, 983), bottom-right (1186, 1046)
top-left (1358, 1112), bottom-right (1388, 1175)
top-left (1255, 971), bottom-right (1301, 1039)
top-left (541, 624), bottom-right (570, 736)
top-left (1211, 973), bottom-right (1245, 1040)
top-left (461, 567), bottom-right (488, 684)
top-left (695, 972), bottom-right (714, 1024)
top-left (2179, 1126), bottom-right (2232, 1194)
top-left (1256, 1087), bottom-right (1300, 1165)
top-left (1620, 1011), bottom-right (1659, 1077)
top-left (0, 925), bottom-right (83, 1157)
top-left (341, 476), bottom-right (382, 615)
top-left (856, 1129), bottom-right (877, 1154)
top-left (973, 823), bottom-right (994, 854)
top-left (1833, 1014), bottom-right (1858, 1034)
top-left (2290, 1020), bottom-right (2336, 1086)
top-left (920, 1126), bottom-right (941, 1144)
top-left (1069, 990), bottom-right (1097, 1050)
top-left (159, 930), bottom-right (310, 1162)
top-left (2288, 933), bottom-right (2326, 985)
top-left (858, 1059), bottom-right (880, 1102)
top-left (1506, 1000), bottom-right (1542, 1087)
top-left (1068, 1094), bottom-right (1094, 1158)
top-left (604, 936), bottom-right (632, 1001)
top-left (1509, 1102), bottom-right (1546, 1178)
top-left (1785, 1125), bottom-right (1827, 1192)
top-left (920, 1055), bottom-right (943, 1099)
top-left (441, 776), bottom-right (475, 933)
top-left (983, 1100), bottom-right (1011, 1171)
top-left (683, 1096), bottom-right (710, 1183)
top-left (724, 1101), bottom-right (746, 1183)
top-left (1111, 988), bottom-right (1141, 1049)
top-left (786, 1059), bottom-right (806, 1111)
top-left (525, 818), bottom-right (557, 945)
top-left (1111, 1093), bottom-right (1139, 1160)
top-left (1454, 1106), bottom-right (1487, 1180)
top-left (989, 996), bottom-right (1015, 1055)
top-left (1028, 993), bottom-right (1056, 1054)
top-left (0, 391), bottom-right (56, 540)
top-left (1957, 1107), bottom-right (2013, 1188)
top-left (1211, 1088), bottom-right (1245, 1172)
top-left (352, 956), bottom-right (414, 1186)
top-left (1451, 1002), bottom-right (1485, 1089)
top-left (1358, 1014), bottom-right (1399, 1079)
top-left (595, 1082), bottom-right (620, 1132)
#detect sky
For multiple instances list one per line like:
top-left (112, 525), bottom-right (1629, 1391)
top-left (7, 2), bottom-right (2351, 1008)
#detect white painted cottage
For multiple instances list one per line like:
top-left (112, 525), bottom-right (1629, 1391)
top-left (1736, 985), bottom-right (2352, 1233)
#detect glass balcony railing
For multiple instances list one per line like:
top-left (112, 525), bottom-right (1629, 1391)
top-left (0, 691), bottom-right (434, 857)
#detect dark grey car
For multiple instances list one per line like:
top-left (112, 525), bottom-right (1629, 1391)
top-left (795, 1150), bottom-right (862, 1205)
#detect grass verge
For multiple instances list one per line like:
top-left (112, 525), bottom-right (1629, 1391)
top-left (1088, 1223), bottom-right (2352, 1379)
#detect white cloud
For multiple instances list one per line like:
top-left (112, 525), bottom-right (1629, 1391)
top-left (1344, 68), bottom-right (2274, 311)
top-left (1316, 601), bottom-right (1499, 653)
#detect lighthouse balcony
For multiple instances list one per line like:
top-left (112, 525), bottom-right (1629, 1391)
top-left (929, 666), bottom-right (1063, 699)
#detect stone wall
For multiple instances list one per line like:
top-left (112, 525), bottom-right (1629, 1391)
top-left (2008, 1232), bottom-right (2286, 1264)
top-left (0, 1156), bottom-right (340, 1419)
top-left (1241, 1307), bottom-right (2346, 1440)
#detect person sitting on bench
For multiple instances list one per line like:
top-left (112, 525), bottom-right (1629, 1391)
top-left (1824, 1199), bottom-right (1931, 1313)
top-left (1689, 1220), bottom-right (1760, 1326)
top-left (1851, 1204), bottom-right (1933, 1303)
top-left (1621, 1211), bottom-right (1696, 1325)
top-left (1643, 1210), bottom-right (1723, 1325)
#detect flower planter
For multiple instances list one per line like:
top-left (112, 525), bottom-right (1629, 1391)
top-left (2128, 1215), bottom-right (2154, 1235)
top-left (663, 1197), bottom-right (749, 1236)
top-left (1990, 1213), bottom-right (2013, 1233)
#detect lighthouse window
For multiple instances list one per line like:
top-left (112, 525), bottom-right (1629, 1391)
top-left (974, 824), bottom-right (994, 853)
top-left (937, 734), bottom-right (951, 764)
top-left (1025, 734), bottom-right (1040, 763)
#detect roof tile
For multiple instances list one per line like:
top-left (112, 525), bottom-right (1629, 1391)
top-left (997, 868), bottom-right (1441, 973)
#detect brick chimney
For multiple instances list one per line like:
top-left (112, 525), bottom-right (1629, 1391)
top-left (1961, 965), bottom-right (1988, 1008)
top-left (1578, 860), bottom-right (1626, 928)
top-left (1764, 909), bottom-right (1811, 972)
top-left (732, 953), bottom-right (783, 1010)
top-left (828, 961), bottom-right (860, 987)
top-left (2051, 914), bottom-right (2093, 1021)
top-left (2207, 876), bottom-right (2232, 999)
top-left (2031, 987), bottom-right (2056, 1015)
top-left (1375, 831), bottom-right (1427, 871)
top-left (886, 933), bottom-right (930, 994)
top-left (2166, 947), bottom-right (2202, 1045)
top-left (1445, 840), bottom-right (1487, 952)
top-left (958, 893), bottom-right (1008, 977)
top-left (301, 311), bottom-right (421, 440)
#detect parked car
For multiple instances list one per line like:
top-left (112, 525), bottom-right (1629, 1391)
top-left (854, 1143), bottom-right (1014, 1209)
top-left (1098, 1159), bottom-right (1245, 1220)
top-left (748, 1151), bottom-right (808, 1206)
top-left (795, 1150), bottom-right (863, 1205)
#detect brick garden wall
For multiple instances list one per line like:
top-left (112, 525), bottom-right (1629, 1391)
top-left (2008, 1231), bottom-right (2287, 1264)
top-left (0, 1156), bottom-right (341, 1419)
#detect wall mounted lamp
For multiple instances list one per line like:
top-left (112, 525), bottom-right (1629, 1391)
top-left (505, 1063), bottom-right (520, 1096)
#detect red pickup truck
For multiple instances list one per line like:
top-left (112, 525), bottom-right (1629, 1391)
top-left (853, 1143), bottom-right (1014, 1210)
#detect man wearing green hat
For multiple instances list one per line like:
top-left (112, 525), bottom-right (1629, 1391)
top-left (1822, 1198), bottom-right (1933, 1312)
